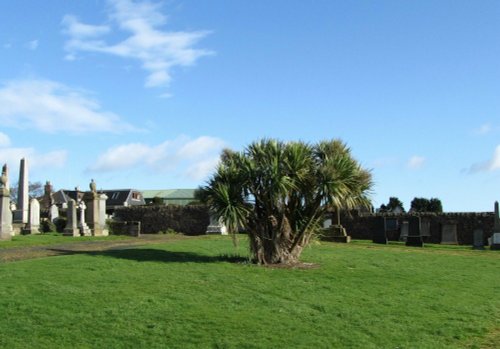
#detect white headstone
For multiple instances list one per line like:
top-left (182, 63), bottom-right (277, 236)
top-left (23, 198), bottom-right (40, 234)
top-left (49, 204), bottom-right (59, 223)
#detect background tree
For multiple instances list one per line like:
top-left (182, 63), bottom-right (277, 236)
top-left (151, 196), bottom-right (164, 205)
top-left (9, 181), bottom-right (44, 202)
top-left (198, 139), bottom-right (373, 265)
top-left (379, 197), bottom-right (405, 213)
top-left (410, 197), bottom-right (443, 213)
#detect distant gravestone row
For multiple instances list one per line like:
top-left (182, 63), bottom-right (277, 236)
top-left (368, 201), bottom-right (500, 250)
top-left (0, 159), bottom-right (109, 240)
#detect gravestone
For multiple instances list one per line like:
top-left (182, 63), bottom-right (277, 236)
top-left (206, 213), bottom-right (228, 235)
top-left (420, 220), bottom-right (431, 238)
top-left (491, 201), bottom-right (500, 250)
top-left (372, 217), bottom-right (387, 244)
top-left (63, 199), bottom-right (79, 237)
top-left (323, 218), bottom-right (332, 229)
top-left (399, 221), bottom-right (409, 241)
top-left (385, 218), bottom-right (398, 232)
top-left (84, 187), bottom-right (108, 236)
top-left (472, 229), bottom-right (485, 250)
top-left (49, 204), bottom-right (59, 223)
top-left (22, 198), bottom-right (40, 234)
top-left (98, 193), bottom-right (109, 236)
top-left (441, 223), bottom-right (458, 244)
top-left (13, 158), bottom-right (29, 224)
top-left (0, 164), bottom-right (13, 240)
top-left (406, 216), bottom-right (423, 247)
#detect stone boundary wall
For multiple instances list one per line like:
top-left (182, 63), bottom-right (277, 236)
top-left (338, 212), bottom-right (494, 245)
top-left (113, 205), bottom-right (210, 235)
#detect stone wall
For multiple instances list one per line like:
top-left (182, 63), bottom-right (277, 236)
top-left (113, 205), bottom-right (210, 235)
top-left (336, 212), bottom-right (495, 245)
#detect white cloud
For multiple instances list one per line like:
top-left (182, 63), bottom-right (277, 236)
top-left (469, 145), bottom-right (500, 173)
top-left (0, 132), bottom-right (11, 147)
top-left (475, 123), bottom-right (492, 135)
top-left (26, 40), bottom-right (39, 50)
top-left (0, 148), bottom-right (67, 170)
top-left (407, 155), bottom-right (425, 170)
top-left (0, 78), bottom-right (136, 133)
top-left (88, 135), bottom-right (225, 180)
top-left (62, 0), bottom-right (213, 88)
top-left (62, 15), bottom-right (110, 38)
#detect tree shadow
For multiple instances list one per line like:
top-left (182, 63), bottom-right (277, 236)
top-left (48, 247), bottom-right (248, 264)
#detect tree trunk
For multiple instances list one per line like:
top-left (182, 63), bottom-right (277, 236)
top-left (247, 233), bottom-right (305, 265)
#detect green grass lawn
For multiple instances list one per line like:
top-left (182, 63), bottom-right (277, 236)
top-left (0, 235), bottom-right (498, 348)
top-left (0, 232), bottom-right (132, 249)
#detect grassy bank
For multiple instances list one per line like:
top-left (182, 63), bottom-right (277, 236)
top-left (0, 236), bottom-right (498, 348)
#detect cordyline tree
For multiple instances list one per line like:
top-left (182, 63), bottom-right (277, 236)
top-left (197, 139), bottom-right (373, 265)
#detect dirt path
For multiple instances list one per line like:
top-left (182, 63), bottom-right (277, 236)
top-left (0, 235), bottom-right (190, 263)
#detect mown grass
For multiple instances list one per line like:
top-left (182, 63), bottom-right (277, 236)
top-left (0, 232), bottom-right (132, 249)
top-left (0, 235), bottom-right (498, 348)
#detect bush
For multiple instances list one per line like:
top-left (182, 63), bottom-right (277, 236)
top-left (40, 219), bottom-right (57, 233)
top-left (55, 217), bottom-right (67, 233)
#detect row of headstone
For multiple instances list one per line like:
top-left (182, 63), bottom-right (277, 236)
top-left (63, 181), bottom-right (109, 237)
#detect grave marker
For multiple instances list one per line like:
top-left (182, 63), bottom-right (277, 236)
top-left (472, 229), bottom-right (485, 250)
top-left (441, 223), bottom-right (458, 245)
top-left (406, 216), bottom-right (423, 247)
top-left (372, 217), bottom-right (387, 244)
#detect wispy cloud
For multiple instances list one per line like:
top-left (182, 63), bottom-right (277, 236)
top-left (407, 155), bottom-right (425, 170)
top-left (475, 123), bottom-right (492, 135)
top-left (0, 78), bottom-right (136, 133)
top-left (62, 0), bottom-right (213, 88)
top-left (0, 132), bottom-right (11, 147)
top-left (88, 135), bottom-right (225, 181)
top-left (0, 134), bottom-right (67, 170)
top-left (468, 145), bottom-right (500, 173)
top-left (26, 40), bottom-right (39, 50)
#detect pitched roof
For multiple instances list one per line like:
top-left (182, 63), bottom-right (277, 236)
top-left (142, 189), bottom-right (196, 200)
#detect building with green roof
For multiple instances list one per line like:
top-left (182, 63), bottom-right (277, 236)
top-left (141, 189), bottom-right (197, 206)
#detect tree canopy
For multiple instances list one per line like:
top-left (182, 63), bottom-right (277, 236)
top-left (198, 139), bottom-right (373, 265)
top-left (379, 197), bottom-right (405, 213)
top-left (410, 197), bottom-right (443, 213)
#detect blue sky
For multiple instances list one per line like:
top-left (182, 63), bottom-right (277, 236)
top-left (0, 0), bottom-right (499, 212)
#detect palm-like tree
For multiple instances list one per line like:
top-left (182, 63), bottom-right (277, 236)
top-left (198, 139), bottom-right (372, 265)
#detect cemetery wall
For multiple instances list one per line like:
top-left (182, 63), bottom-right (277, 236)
top-left (113, 205), bottom-right (210, 235)
top-left (338, 212), bottom-right (495, 245)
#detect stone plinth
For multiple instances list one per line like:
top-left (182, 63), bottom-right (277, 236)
top-left (0, 189), bottom-right (13, 240)
top-left (84, 193), bottom-right (108, 236)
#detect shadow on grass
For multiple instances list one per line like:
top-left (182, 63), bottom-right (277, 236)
top-left (48, 247), bottom-right (248, 264)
